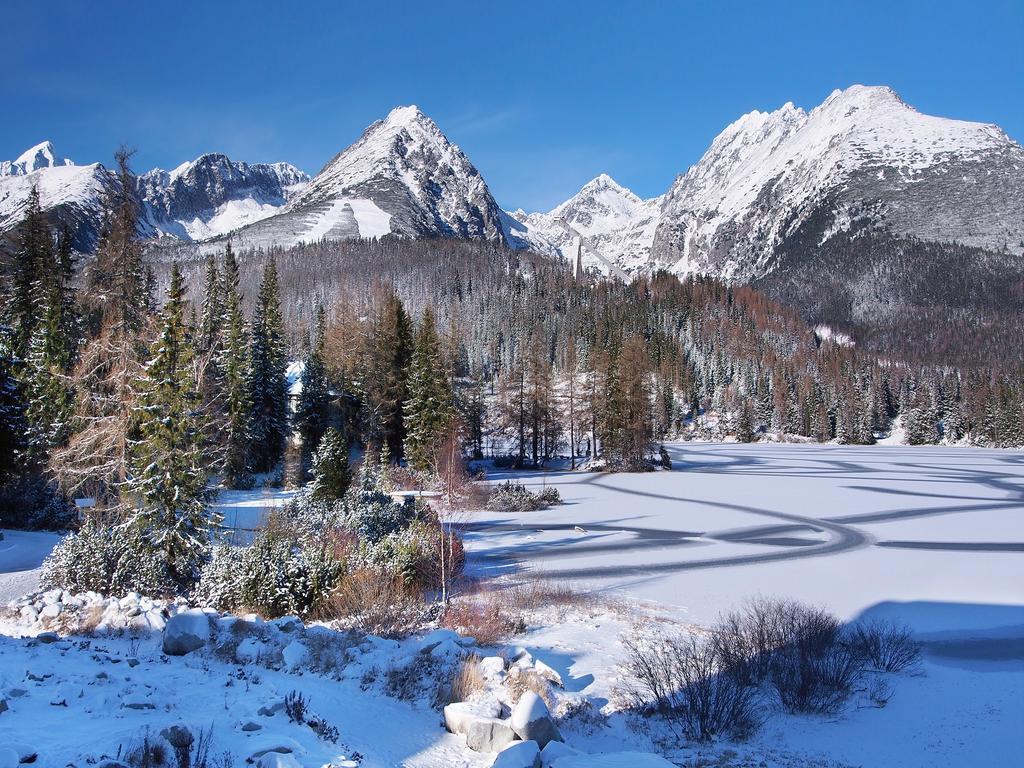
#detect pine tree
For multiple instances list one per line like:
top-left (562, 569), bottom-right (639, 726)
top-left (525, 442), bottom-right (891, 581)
top-left (197, 252), bottom-right (222, 355)
top-left (404, 307), bottom-right (454, 472)
top-left (0, 326), bottom-right (29, 486)
top-left (365, 292), bottom-right (413, 460)
top-left (218, 246), bottom-right (252, 488)
top-left (307, 426), bottom-right (351, 503)
top-left (294, 305), bottom-right (330, 471)
top-left (23, 226), bottom-right (79, 464)
top-left (127, 263), bottom-right (213, 585)
top-left (248, 260), bottom-right (289, 474)
top-left (2, 185), bottom-right (51, 360)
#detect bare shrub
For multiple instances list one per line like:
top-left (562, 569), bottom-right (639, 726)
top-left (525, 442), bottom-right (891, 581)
top-left (441, 596), bottom-right (521, 646)
top-left (284, 690), bottom-right (308, 723)
top-left (849, 620), bottom-right (921, 673)
top-left (327, 569), bottom-right (426, 638)
top-left (621, 633), bottom-right (761, 742)
top-left (770, 640), bottom-right (862, 715)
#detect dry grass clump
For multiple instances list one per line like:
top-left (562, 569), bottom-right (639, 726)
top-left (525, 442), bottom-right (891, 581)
top-left (438, 653), bottom-right (487, 706)
top-left (503, 578), bottom-right (594, 612)
top-left (326, 569), bottom-right (427, 639)
top-left (506, 665), bottom-right (557, 709)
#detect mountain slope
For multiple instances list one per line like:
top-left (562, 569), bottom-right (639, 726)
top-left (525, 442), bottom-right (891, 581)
top-left (137, 154), bottom-right (309, 240)
top-left (651, 84), bottom-right (1024, 279)
top-left (221, 106), bottom-right (509, 251)
top-left (0, 142), bottom-right (112, 250)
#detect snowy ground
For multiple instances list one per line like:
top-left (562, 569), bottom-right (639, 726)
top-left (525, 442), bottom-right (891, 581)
top-left (0, 530), bottom-right (61, 603)
top-left (460, 442), bottom-right (1024, 766)
top-left (1, 443), bottom-right (1021, 766)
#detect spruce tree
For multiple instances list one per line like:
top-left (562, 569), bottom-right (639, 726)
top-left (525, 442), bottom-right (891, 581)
top-left (307, 426), bottom-right (350, 503)
top-left (127, 263), bottom-right (213, 584)
top-left (404, 307), bottom-right (453, 472)
top-left (197, 252), bottom-right (222, 355)
top-left (294, 305), bottom-right (330, 470)
top-left (218, 246), bottom-right (252, 488)
top-left (248, 260), bottom-right (289, 474)
top-left (0, 326), bottom-right (29, 486)
top-left (2, 185), bottom-right (51, 360)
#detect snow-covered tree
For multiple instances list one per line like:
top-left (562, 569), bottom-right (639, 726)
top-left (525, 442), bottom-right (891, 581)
top-left (217, 246), bottom-right (252, 488)
top-left (403, 307), bottom-right (453, 472)
top-left (127, 263), bottom-right (214, 585)
top-left (294, 305), bottom-right (330, 468)
top-left (248, 260), bottom-right (288, 474)
top-left (307, 426), bottom-right (350, 503)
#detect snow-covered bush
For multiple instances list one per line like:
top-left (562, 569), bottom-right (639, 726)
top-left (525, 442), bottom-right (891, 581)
top-left (486, 481), bottom-right (560, 512)
top-left (194, 531), bottom-right (342, 618)
top-left (40, 524), bottom-right (177, 596)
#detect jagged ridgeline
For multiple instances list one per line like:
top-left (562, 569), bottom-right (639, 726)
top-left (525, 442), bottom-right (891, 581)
top-left (148, 236), bottom-right (1023, 450)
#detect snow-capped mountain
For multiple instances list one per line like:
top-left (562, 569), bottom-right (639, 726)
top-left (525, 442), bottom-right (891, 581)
top-left (505, 174), bottom-right (661, 275)
top-left (0, 141), bottom-right (74, 177)
top-left (651, 85), bottom-right (1024, 279)
top-left (137, 154), bottom-right (309, 241)
top-left (0, 142), bottom-right (112, 250)
top-left (221, 105), bottom-right (509, 251)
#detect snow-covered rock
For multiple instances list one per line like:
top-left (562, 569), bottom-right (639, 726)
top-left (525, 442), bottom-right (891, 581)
top-left (443, 697), bottom-right (502, 736)
top-left (465, 716), bottom-right (518, 753)
top-left (539, 740), bottom-right (583, 766)
top-left (479, 655), bottom-right (507, 680)
top-left (162, 609), bottom-right (211, 655)
top-left (550, 752), bottom-right (677, 767)
top-left (282, 640), bottom-right (308, 670)
top-left (492, 740), bottom-right (542, 768)
top-left (510, 691), bottom-right (561, 748)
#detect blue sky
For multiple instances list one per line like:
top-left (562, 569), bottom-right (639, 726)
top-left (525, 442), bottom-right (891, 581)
top-left (2, 0), bottom-right (1022, 211)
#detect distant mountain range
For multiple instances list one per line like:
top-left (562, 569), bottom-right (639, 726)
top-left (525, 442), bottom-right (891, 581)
top-left (2, 85), bottom-right (1022, 358)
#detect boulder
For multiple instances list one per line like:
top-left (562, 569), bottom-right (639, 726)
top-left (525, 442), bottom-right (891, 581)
top-left (162, 609), bottom-right (211, 656)
top-left (510, 691), bottom-right (561, 749)
top-left (36, 631), bottom-right (59, 644)
top-left (533, 659), bottom-right (563, 688)
top-left (551, 752), bottom-right (677, 767)
top-left (282, 641), bottom-right (308, 670)
top-left (241, 721), bottom-right (263, 732)
top-left (257, 754), bottom-right (302, 768)
top-left (539, 740), bottom-right (583, 766)
top-left (465, 717), bottom-right (517, 752)
top-left (479, 656), bottom-right (506, 679)
top-left (443, 698), bottom-right (501, 735)
top-left (492, 740), bottom-right (541, 768)
top-left (160, 725), bottom-right (193, 751)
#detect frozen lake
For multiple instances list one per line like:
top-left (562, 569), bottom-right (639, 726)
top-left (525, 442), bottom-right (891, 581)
top-left (466, 443), bottom-right (1024, 639)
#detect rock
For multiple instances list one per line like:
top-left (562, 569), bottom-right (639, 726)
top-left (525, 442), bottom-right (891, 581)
top-left (551, 752), bottom-right (677, 768)
top-left (273, 616), bottom-right (304, 633)
top-left (492, 740), bottom-right (541, 768)
top-left (160, 725), bottom-right (193, 750)
top-left (443, 698), bottom-right (502, 736)
top-left (127, 658), bottom-right (140, 668)
top-left (122, 693), bottom-right (155, 710)
top-left (465, 717), bottom-right (517, 752)
top-left (235, 638), bottom-right (267, 664)
top-left (539, 740), bottom-right (583, 766)
top-left (510, 692), bottom-right (561, 749)
top-left (97, 762), bottom-right (130, 768)
top-left (0, 699), bottom-right (7, 714)
top-left (258, 701), bottom-right (286, 717)
top-left (533, 659), bottom-right (563, 688)
top-left (162, 609), bottom-right (211, 656)
top-left (241, 721), bottom-right (263, 732)
top-left (282, 640), bottom-right (308, 670)
top-left (479, 656), bottom-right (506, 679)
top-left (257, 755), bottom-right (302, 768)
top-left (511, 647), bottom-right (534, 667)
top-left (6, 689), bottom-right (27, 698)
top-left (249, 745), bottom-right (294, 760)
top-left (36, 632), bottom-right (59, 644)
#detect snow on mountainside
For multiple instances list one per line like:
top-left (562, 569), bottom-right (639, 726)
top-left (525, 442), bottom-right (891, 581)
top-left (0, 140), bottom-right (74, 176)
top-left (651, 84), bottom-right (1024, 279)
top-left (0, 142), bottom-right (111, 250)
top-left (137, 154), bottom-right (309, 240)
top-left (221, 105), bottom-right (508, 251)
top-left (506, 173), bottom-right (662, 274)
